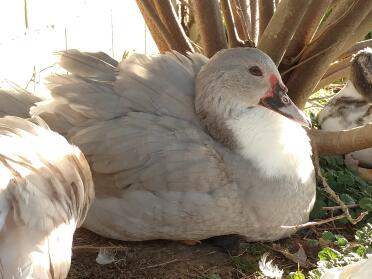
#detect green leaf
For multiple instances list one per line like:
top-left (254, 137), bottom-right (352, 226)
top-left (307, 239), bottom-right (319, 248)
top-left (355, 245), bottom-right (367, 257)
top-left (359, 197), bottom-right (372, 211)
top-left (286, 271), bottom-right (305, 279)
top-left (322, 231), bottom-right (336, 242)
top-left (340, 194), bottom-right (355, 205)
top-left (318, 247), bottom-right (340, 261)
top-left (199, 274), bottom-right (222, 279)
top-left (334, 235), bottom-right (348, 246)
top-left (337, 173), bottom-right (354, 187)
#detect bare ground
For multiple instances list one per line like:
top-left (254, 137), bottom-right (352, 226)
top-left (66, 226), bottom-right (339, 279)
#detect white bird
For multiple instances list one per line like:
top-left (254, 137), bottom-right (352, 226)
top-left (318, 48), bottom-right (372, 167)
top-left (29, 47), bottom-right (315, 243)
top-left (320, 256), bottom-right (372, 279)
top-left (0, 115), bottom-right (94, 279)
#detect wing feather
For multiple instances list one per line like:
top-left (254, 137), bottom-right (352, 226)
top-left (32, 50), bottom-right (208, 131)
top-left (70, 112), bottom-right (231, 197)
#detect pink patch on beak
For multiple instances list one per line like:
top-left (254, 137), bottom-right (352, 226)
top-left (263, 74), bottom-right (280, 98)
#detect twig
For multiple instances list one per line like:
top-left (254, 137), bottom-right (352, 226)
top-left (311, 136), bottom-right (368, 225)
top-left (72, 245), bottom-right (128, 252)
top-left (140, 258), bottom-right (190, 269)
top-left (322, 204), bottom-right (359, 211)
top-left (281, 214), bottom-right (348, 229)
top-left (152, 0), bottom-right (194, 54)
top-left (136, 0), bottom-right (178, 51)
top-left (220, 0), bottom-right (252, 48)
top-left (281, 44), bottom-right (333, 75)
top-left (231, 0), bottom-right (251, 41)
top-left (269, 244), bottom-right (316, 269)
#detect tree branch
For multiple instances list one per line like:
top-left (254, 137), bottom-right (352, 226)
top-left (233, 0), bottom-right (252, 40)
top-left (250, 0), bottom-right (259, 45)
top-left (152, 0), bottom-right (194, 54)
top-left (342, 13), bottom-right (372, 55)
top-left (258, 0), bottom-right (312, 65)
top-left (309, 124), bottom-right (372, 155)
top-left (337, 39), bottom-right (372, 61)
top-left (314, 0), bottom-right (356, 37)
top-left (190, 0), bottom-right (227, 57)
top-left (231, 0), bottom-right (251, 42)
top-left (221, 0), bottom-right (253, 48)
top-left (315, 58), bottom-right (350, 90)
top-left (258, 0), bottom-right (275, 39)
top-left (280, 0), bottom-right (332, 72)
top-left (135, 0), bottom-right (175, 53)
top-left (286, 0), bottom-right (372, 109)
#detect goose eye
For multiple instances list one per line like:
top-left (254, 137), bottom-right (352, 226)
top-left (249, 66), bottom-right (263, 76)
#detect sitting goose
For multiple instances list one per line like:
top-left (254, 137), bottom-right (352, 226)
top-left (319, 48), bottom-right (372, 167)
top-left (32, 48), bottom-right (315, 242)
top-left (0, 116), bottom-right (94, 279)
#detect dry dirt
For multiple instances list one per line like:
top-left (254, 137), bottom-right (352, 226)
top-left (67, 226), bottom-right (330, 279)
top-left (67, 229), bottom-right (269, 279)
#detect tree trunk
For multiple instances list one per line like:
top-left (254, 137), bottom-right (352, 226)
top-left (258, 0), bottom-right (275, 39)
top-left (342, 10), bottom-right (372, 53)
top-left (153, 0), bottom-right (194, 54)
top-left (250, 0), bottom-right (259, 45)
top-left (337, 39), bottom-right (372, 61)
top-left (286, 0), bottom-right (372, 109)
top-left (280, 0), bottom-right (332, 73)
top-left (258, 0), bottom-right (312, 65)
top-left (136, 0), bottom-right (169, 53)
top-left (190, 0), bottom-right (227, 57)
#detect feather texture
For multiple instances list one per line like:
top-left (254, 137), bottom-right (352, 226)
top-left (0, 116), bottom-right (94, 279)
top-left (321, 257), bottom-right (372, 279)
top-left (0, 85), bottom-right (40, 118)
top-left (32, 49), bottom-right (315, 242)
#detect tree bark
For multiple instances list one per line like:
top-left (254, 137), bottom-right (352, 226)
top-left (135, 0), bottom-right (171, 53)
top-left (250, 0), bottom-right (259, 45)
top-left (258, 0), bottom-right (312, 65)
top-left (309, 124), bottom-right (372, 155)
top-left (190, 0), bottom-right (227, 57)
top-left (221, 0), bottom-right (253, 48)
top-left (221, 0), bottom-right (243, 47)
top-left (231, 0), bottom-right (251, 42)
top-left (286, 0), bottom-right (372, 109)
top-left (337, 39), bottom-right (372, 61)
top-left (342, 10), bottom-right (372, 53)
top-left (258, 0), bottom-right (275, 39)
top-left (315, 0), bottom-right (356, 36)
top-left (280, 0), bottom-right (332, 72)
top-left (152, 0), bottom-right (194, 54)
top-left (316, 65), bottom-right (350, 90)
top-left (235, 0), bottom-right (252, 39)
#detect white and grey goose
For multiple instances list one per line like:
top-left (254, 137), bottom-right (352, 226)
top-left (32, 47), bottom-right (315, 243)
top-left (0, 115), bottom-right (94, 279)
top-left (319, 48), bottom-right (372, 167)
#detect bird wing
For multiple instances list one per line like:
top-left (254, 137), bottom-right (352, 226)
top-left (71, 112), bottom-right (237, 240)
top-left (71, 112), bottom-right (232, 196)
top-left (0, 85), bottom-right (40, 118)
top-left (0, 116), bottom-right (94, 278)
top-left (0, 116), bottom-right (94, 232)
top-left (31, 50), bottom-right (208, 135)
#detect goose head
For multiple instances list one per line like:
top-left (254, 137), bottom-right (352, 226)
top-left (195, 48), bottom-right (310, 148)
top-left (350, 47), bottom-right (372, 102)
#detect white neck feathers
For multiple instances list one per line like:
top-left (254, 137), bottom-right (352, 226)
top-left (227, 106), bottom-right (313, 183)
